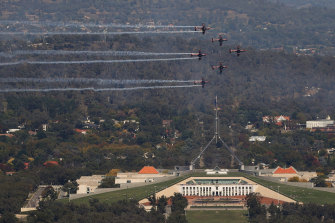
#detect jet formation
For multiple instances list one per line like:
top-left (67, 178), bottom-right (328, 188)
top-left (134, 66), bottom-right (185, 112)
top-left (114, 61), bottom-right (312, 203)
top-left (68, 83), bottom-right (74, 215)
top-left (0, 22), bottom-right (248, 91)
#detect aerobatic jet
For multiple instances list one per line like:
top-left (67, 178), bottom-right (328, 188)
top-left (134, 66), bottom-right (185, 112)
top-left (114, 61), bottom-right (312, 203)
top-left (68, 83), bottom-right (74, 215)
top-left (211, 63), bottom-right (228, 74)
top-left (191, 50), bottom-right (206, 60)
top-left (229, 46), bottom-right (247, 56)
top-left (194, 78), bottom-right (208, 88)
top-left (195, 23), bottom-right (212, 34)
top-left (211, 34), bottom-right (228, 46)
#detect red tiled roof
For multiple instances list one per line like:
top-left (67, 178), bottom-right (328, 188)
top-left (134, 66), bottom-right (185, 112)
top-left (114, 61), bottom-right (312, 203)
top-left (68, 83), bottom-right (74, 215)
top-left (273, 166), bottom-right (297, 174)
top-left (0, 134), bottom-right (14, 138)
top-left (43, 161), bottom-right (59, 166)
top-left (74, 129), bottom-right (87, 133)
top-left (138, 166), bottom-right (159, 174)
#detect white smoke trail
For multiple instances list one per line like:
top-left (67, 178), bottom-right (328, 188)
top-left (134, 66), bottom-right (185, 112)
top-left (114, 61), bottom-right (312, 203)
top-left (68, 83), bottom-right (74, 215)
top-left (0, 77), bottom-right (194, 84)
top-left (0, 57), bottom-right (197, 66)
top-left (0, 20), bottom-right (195, 29)
top-left (0, 30), bottom-right (201, 36)
top-left (0, 50), bottom-right (192, 58)
top-left (0, 85), bottom-right (202, 93)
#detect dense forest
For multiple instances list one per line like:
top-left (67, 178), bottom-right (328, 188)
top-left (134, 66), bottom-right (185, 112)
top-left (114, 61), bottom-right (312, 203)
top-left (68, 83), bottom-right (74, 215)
top-left (267, 0), bottom-right (335, 9)
top-left (1, 0), bottom-right (335, 54)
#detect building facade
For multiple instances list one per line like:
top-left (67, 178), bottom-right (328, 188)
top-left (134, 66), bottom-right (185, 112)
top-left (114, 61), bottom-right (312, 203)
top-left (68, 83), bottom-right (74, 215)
top-left (180, 178), bottom-right (254, 196)
top-left (306, 119), bottom-right (334, 129)
top-left (77, 175), bottom-right (105, 194)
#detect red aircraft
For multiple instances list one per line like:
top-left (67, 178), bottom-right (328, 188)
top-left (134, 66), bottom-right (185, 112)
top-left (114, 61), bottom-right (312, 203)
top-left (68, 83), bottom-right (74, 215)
top-left (211, 63), bottom-right (228, 74)
top-left (194, 78), bottom-right (208, 88)
top-left (195, 23), bottom-right (212, 34)
top-left (191, 50), bottom-right (206, 60)
top-left (229, 46), bottom-right (247, 56)
top-left (211, 34), bottom-right (228, 46)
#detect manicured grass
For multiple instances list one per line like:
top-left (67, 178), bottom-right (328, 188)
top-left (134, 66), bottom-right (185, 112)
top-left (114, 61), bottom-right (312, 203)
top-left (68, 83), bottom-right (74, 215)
top-left (68, 174), bottom-right (190, 205)
top-left (186, 210), bottom-right (248, 223)
top-left (242, 174), bottom-right (335, 204)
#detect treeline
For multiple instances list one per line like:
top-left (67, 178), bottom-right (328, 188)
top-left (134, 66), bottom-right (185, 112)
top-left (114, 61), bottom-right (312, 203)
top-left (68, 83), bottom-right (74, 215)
top-left (247, 193), bottom-right (335, 223)
top-left (1, 0), bottom-right (335, 52)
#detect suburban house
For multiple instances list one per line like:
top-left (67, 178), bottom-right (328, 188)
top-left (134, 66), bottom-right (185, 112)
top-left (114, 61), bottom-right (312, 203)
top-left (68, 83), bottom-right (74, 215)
top-left (249, 136), bottom-right (266, 142)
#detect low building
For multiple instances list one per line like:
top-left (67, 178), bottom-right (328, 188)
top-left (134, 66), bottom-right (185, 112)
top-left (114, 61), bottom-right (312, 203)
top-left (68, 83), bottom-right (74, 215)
top-left (6, 129), bottom-right (20, 134)
top-left (43, 161), bottom-right (59, 166)
top-left (258, 166), bottom-right (317, 181)
top-left (205, 166), bottom-right (228, 175)
top-left (76, 175), bottom-right (105, 194)
top-left (306, 116), bottom-right (334, 129)
top-left (249, 136), bottom-right (266, 142)
top-left (115, 166), bottom-right (169, 184)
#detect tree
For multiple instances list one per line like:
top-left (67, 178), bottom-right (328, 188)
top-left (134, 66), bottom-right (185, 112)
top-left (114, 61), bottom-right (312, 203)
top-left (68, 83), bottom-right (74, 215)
top-left (246, 193), bottom-right (266, 221)
top-left (98, 177), bottom-right (119, 188)
top-left (157, 196), bottom-right (168, 214)
top-left (171, 193), bottom-right (188, 213)
top-left (62, 181), bottom-right (78, 194)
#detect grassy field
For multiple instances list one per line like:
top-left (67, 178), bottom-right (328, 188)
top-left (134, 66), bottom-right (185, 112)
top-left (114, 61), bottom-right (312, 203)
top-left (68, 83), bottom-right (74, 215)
top-left (186, 210), bottom-right (248, 223)
top-left (242, 174), bottom-right (335, 204)
top-left (68, 174), bottom-right (190, 205)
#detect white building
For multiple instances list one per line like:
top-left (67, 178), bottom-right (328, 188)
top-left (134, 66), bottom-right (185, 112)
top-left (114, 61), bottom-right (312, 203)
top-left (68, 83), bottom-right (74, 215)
top-left (76, 175), bottom-right (105, 194)
top-left (115, 166), bottom-right (169, 184)
top-left (249, 136), bottom-right (266, 142)
top-left (6, 129), bottom-right (20, 134)
top-left (306, 116), bottom-right (334, 129)
top-left (205, 166), bottom-right (228, 175)
top-left (180, 178), bottom-right (255, 196)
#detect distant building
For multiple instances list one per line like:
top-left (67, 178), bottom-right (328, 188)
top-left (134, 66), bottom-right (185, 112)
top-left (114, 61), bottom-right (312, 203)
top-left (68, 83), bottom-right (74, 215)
top-left (115, 166), bottom-right (170, 184)
top-left (327, 148), bottom-right (335, 155)
top-left (43, 161), bottom-right (59, 166)
top-left (263, 115), bottom-right (290, 127)
top-left (42, 124), bottom-right (48, 131)
top-left (205, 166), bottom-right (228, 175)
top-left (6, 129), bottom-right (20, 134)
top-left (249, 136), bottom-right (266, 142)
top-left (306, 116), bottom-right (334, 129)
top-left (248, 166), bottom-right (317, 181)
top-left (0, 134), bottom-right (14, 138)
top-left (77, 175), bottom-right (105, 194)
top-left (74, 129), bottom-right (87, 135)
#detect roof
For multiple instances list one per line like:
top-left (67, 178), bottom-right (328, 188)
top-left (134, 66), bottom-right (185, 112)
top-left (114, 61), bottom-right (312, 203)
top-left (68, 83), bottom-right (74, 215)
top-left (273, 166), bottom-right (297, 174)
top-left (138, 166), bottom-right (159, 174)
top-left (43, 161), bottom-right (59, 166)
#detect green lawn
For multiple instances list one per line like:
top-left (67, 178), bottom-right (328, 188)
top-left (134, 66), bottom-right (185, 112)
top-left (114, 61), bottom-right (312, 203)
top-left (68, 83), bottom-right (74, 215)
top-left (242, 174), bottom-right (335, 204)
top-left (186, 210), bottom-right (248, 223)
top-left (68, 174), bottom-right (189, 205)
